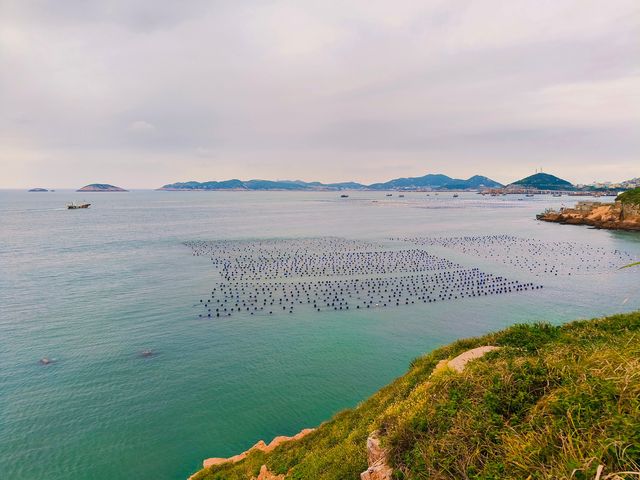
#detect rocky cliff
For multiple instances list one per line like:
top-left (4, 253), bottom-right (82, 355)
top-left (537, 200), bottom-right (640, 231)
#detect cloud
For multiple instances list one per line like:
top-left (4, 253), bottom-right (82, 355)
top-left (128, 120), bottom-right (156, 134)
top-left (0, 0), bottom-right (638, 187)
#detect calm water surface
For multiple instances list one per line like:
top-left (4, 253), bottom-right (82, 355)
top-left (1, 190), bottom-right (639, 480)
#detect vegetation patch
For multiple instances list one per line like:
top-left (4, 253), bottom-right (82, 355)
top-left (192, 312), bottom-right (640, 480)
top-left (617, 187), bottom-right (640, 205)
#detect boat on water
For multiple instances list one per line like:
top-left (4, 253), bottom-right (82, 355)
top-left (340, 194), bottom-right (349, 198)
top-left (67, 203), bottom-right (91, 209)
top-left (526, 194), bottom-right (534, 197)
top-left (386, 193), bottom-right (392, 197)
top-left (552, 193), bottom-right (562, 197)
top-left (398, 194), bottom-right (405, 198)
top-left (453, 194), bottom-right (459, 198)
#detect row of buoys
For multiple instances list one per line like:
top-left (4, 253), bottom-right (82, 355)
top-left (395, 235), bottom-right (638, 276)
top-left (188, 240), bottom-right (462, 281)
top-left (186, 236), bottom-right (549, 320)
top-left (192, 256), bottom-right (541, 319)
top-left (186, 237), bottom-right (377, 258)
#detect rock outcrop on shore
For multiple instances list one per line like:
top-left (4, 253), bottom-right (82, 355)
top-left (202, 428), bottom-right (315, 469)
top-left (359, 345), bottom-right (500, 480)
top-left (360, 431), bottom-right (393, 480)
top-left (537, 199), bottom-right (640, 231)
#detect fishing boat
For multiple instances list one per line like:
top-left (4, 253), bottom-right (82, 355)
top-left (67, 202), bottom-right (91, 209)
top-left (386, 193), bottom-right (392, 197)
top-left (340, 194), bottom-right (349, 198)
top-left (453, 194), bottom-right (459, 198)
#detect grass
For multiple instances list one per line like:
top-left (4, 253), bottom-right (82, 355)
top-left (192, 312), bottom-right (640, 480)
top-left (617, 188), bottom-right (640, 205)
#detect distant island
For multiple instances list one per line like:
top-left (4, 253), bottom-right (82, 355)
top-left (508, 172), bottom-right (575, 191)
top-left (367, 174), bottom-right (502, 190)
top-left (159, 171), bottom-right (638, 194)
top-left (159, 174), bottom-right (503, 192)
top-left (77, 184), bottom-right (128, 192)
top-left (21, 173), bottom-right (638, 194)
top-left (537, 187), bottom-right (640, 231)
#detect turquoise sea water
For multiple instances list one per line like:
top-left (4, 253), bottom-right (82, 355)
top-left (1, 190), bottom-right (639, 480)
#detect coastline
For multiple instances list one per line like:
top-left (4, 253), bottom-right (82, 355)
top-left (189, 312), bottom-right (640, 480)
top-left (537, 200), bottom-right (640, 231)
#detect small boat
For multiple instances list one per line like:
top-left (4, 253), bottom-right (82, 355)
top-left (340, 194), bottom-right (349, 198)
top-left (398, 194), bottom-right (405, 198)
top-left (552, 193), bottom-right (562, 197)
top-left (67, 203), bottom-right (91, 209)
top-left (526, 194), bottom-right (534, 197)
top-left (386, 193), bottom-right (392, 197)
top-left (453, 194), bottom-right (459, 198)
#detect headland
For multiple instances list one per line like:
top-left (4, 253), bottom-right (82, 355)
top-left (188, 311), bottom-right (640, 480)
top-left (537, 187), bottom-right (640, 231)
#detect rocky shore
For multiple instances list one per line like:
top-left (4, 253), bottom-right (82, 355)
top-left (537, 199), bottom-right (640, 231)
top-left (189, 429), bottom-right (315, 480)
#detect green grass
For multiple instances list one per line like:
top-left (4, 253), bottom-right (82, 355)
top-left (192, 312), bottom-right (640, 480)
top-left (617, 187), bottom-right (640, 205)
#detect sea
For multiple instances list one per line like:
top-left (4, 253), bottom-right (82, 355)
top-left (1, 189), bottom-right (639, 480)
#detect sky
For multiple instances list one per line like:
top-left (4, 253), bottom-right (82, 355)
top-left (0, 0), bottom-right (638, 188)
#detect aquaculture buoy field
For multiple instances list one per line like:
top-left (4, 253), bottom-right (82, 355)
top-left (1, 189), bottom-right (639, 480)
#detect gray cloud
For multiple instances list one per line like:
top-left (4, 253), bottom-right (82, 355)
top-left (0, 0), bottom-right (638, 188)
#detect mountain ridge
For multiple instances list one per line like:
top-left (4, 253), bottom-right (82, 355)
top-left (159, 174), bottom-right (503, 191)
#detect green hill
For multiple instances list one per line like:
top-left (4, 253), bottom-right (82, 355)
top-left (367, 174), bottom-right (503, 190)
top-left (510, 173), bottom-right (574, 191)
top-left (191, 311), bottom-right (640, 480)
top-left (617, 187), bottom-right (640, 205)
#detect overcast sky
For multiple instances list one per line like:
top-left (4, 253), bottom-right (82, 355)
top-left (1, 0), bottom-right (638, 188)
